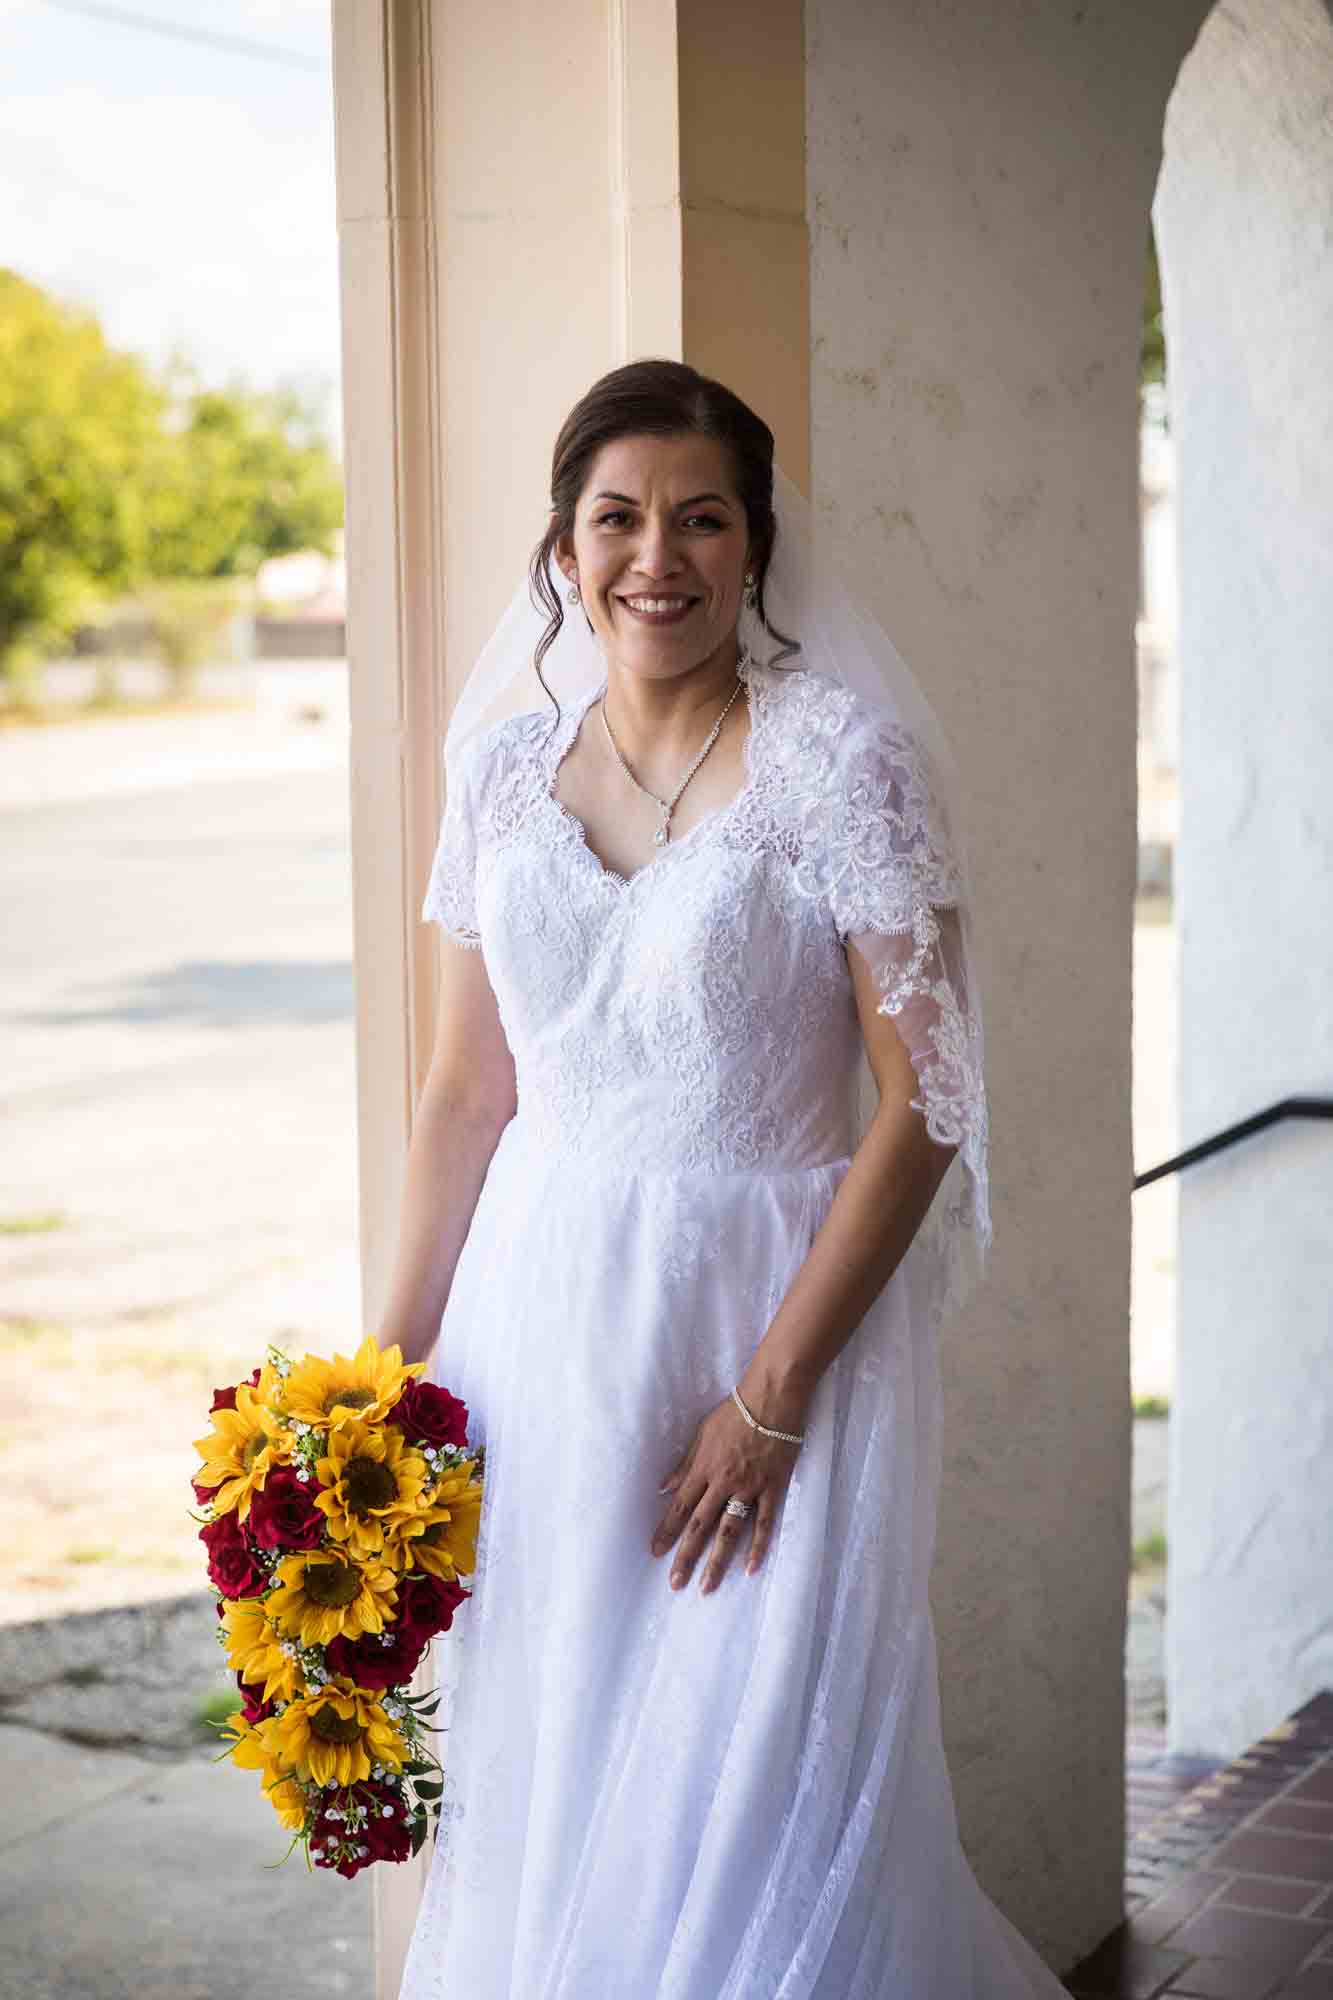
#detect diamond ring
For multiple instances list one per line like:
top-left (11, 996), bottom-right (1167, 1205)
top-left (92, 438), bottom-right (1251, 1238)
top-left (723, 1497), bottom-right (753, 1519)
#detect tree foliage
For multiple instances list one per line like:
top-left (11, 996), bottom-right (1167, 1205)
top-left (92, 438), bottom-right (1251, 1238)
top-left (145, 370), bottom-right (344, 581)
top-left (1142, 229), bottom-right (1166, 396)
top-left (0, 269), bottom-right (343, 679)
top-left (0, 270), bottom-right (162, 667)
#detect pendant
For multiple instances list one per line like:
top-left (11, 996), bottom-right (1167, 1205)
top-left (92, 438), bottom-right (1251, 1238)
top-left (654, 824), bottom-right (669, 846)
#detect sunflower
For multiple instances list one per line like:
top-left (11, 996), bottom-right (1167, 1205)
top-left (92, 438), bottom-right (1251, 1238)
top-left (266, 1548), bottom-right (399, 1649)
top-left (313, 1418), bottom-right (431, 1559)
top-left (192, 1381), bottom-right (292, 1523)
top-left (224, 1712), bottom-right (310, 1830)
top-left (220, 1596), bottom-right (306, 1706)
top-left (388, 1461), bottom-right (482, 1580)
top-left (271, 1678), bottom-right (407, 1790)
top-left (281, 1334), bottom-right (423, 1432)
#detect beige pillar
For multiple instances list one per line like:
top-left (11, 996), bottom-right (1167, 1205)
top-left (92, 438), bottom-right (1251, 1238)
top-left (333, 4), bottom-right (806, 1991)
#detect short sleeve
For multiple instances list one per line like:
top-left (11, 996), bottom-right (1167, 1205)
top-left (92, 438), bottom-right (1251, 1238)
top-left (799, 707), bottom-right (992, 1276)
top-left (421, 739), bottom-right (484, 949)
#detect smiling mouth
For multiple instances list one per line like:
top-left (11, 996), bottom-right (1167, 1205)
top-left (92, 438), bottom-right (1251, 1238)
top-left (617, 594), bottom-right (698, 624)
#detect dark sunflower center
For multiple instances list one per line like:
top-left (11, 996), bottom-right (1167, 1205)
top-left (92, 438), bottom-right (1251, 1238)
top-left (303, 1561), bottom-right (362, 1608)
top-left (309, 1702), bottom-right (364, 1745)
top-left (344, 1456), bottom-right (395, 1515)
top-left (323, 1384), bottom-right (377, 1416)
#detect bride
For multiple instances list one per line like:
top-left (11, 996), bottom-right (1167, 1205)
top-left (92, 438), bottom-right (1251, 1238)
top-left (382, 359), bottom-right (1071, 1997)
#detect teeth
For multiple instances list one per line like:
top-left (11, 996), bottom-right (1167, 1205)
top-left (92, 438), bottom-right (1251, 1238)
top-left (624, 597), bottom-right (690, 613)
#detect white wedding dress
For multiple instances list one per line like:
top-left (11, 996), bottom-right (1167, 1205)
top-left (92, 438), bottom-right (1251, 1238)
top-left (398, 651), bottom-right (1069, 1998)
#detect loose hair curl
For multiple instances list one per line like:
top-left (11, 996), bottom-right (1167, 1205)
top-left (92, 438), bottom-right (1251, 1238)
top-left (527, 360), bottom-right (800, 729)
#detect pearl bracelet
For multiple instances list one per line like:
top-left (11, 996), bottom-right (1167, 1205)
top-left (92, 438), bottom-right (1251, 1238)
top-left (731, 1384), bottom-right (805, 1446)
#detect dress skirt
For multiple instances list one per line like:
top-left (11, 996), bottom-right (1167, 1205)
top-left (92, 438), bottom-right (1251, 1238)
top-left (396, 1118), bottom-right (1069, 1999)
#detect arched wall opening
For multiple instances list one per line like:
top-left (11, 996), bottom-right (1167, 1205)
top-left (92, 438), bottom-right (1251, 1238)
top-left (1150, 0), bottom-right (1333, 1760)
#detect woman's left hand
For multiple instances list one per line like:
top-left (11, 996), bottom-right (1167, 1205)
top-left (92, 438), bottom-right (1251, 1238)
top-left (650, 1389), bottom-right (808, 1594)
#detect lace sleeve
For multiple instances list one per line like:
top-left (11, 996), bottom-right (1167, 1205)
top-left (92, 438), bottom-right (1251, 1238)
top-left (798, 707), bottom-right (991, 1264)
top-left (421, 738), bottom-right (484, 949)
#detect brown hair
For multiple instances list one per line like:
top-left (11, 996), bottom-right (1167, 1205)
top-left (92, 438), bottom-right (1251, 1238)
top-left (527, 359), bottom-right (800, 729)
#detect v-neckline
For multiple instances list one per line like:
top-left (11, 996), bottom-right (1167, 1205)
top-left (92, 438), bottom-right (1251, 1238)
top-left (542, 655), bottom-right (763, 894)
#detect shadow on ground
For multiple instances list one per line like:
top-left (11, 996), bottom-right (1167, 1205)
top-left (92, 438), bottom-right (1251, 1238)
top-left (9, 959), bottom-right (354, 1030)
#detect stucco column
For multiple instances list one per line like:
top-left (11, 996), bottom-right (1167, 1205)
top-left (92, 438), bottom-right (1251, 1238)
top-left (806, 0), bottom-right (1209, 1970)
top-left (334, 4), bottom-right (806, 1992)
top-left (1153, 0), bottom-right (1333, 1758)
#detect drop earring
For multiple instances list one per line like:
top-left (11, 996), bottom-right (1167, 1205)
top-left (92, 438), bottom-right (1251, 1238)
top-left (567, 577), bottom-right (581, 605)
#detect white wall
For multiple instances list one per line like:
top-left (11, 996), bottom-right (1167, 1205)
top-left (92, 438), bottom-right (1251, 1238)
top-left (1154, 0), bottom-right (1333, 1758)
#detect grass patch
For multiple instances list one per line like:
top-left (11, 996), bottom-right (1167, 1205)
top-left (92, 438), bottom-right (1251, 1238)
top-left (0, 695), bottom-right (251, 733)
top-left (0, 1210), bottom-right (68, 1237)
top-left (0, 1315), bottom-right (69, 1348)
top-left (193, 1684), bottom-right (243, 1732)
top-left (1133, 1394), bottom-right (1171, 1420)
top-left (1132, 1530), bottom-right (1167, 1572)
top-left (96, 1339), bottom-right (219, 1379)
top-left (125, 1548), bottom-right (197, 1572)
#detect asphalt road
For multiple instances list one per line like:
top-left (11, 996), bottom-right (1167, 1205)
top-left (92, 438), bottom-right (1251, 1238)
top-left (1, 766), bottom-right (361, 1354)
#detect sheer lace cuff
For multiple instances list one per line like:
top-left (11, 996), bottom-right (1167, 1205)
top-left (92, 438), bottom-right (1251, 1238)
top-left (796, 711), bottom-right (992, 1281)
top-left (843, 910), bottom-right (990, 1251)
top-left (422, 742), bottom-right (484, 948)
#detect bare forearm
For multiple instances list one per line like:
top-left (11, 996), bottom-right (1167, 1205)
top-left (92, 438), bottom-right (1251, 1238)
top-left (375, 1086), bottom-right (511, 1370)
top-left (738, 1100), bottom-right (956, 1428)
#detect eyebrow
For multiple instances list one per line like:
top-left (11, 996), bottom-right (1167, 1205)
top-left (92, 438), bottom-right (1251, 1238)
top-left (591, 490), bottom-right (734, 509)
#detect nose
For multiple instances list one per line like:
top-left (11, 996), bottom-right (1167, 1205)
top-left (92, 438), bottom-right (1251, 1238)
top-left (630, 514), bottom-right (684, 582)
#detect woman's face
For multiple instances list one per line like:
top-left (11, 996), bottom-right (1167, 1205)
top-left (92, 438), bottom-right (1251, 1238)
top-left (555, 431), bottom-right (752, 682)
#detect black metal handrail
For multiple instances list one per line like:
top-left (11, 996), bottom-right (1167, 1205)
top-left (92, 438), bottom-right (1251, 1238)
top-left (1134, 1096), bottom-right (1333, 1192)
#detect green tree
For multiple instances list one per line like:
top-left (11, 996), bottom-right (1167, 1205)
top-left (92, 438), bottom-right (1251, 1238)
top-left (145, 370), bottom-right (344, 580)
top-left (1142, 229), bottom-right (1166, 399)
top-left (0, 271), bottom-right (344, 686)
top-left (0, 270), bottom-right (163, 679)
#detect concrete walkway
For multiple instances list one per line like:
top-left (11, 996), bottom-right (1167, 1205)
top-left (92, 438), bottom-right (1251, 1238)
top-left (0, 1591), bottom-right (373, 1996)
top-left (0, 1725), bottom-right (372, 2000)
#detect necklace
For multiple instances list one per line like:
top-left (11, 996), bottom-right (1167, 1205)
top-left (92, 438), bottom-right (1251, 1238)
top-left (599, 651), bottom-right (749, 847)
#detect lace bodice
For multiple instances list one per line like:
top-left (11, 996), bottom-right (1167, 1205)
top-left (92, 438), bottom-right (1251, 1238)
top-left (423, 655), bottom-right (989, 1252)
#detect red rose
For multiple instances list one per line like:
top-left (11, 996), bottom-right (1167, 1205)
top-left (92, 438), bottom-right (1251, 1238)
top-left (199, 1510), bottom-right (268, 1598)
top-left (392, 1380), bottom-right (469, 1450)
top-left (246, 1464), bottom-right (325, 1552)
top-left (311, 1781), bottom-right (412, 1876)
top-left (325, 1623), bottom-right (428, 1692)
top-left (192, 1477), bottom-right (219, 1509)
top-left (235, 1671), bottom-right (274, 1725)
top-left (361, 1785), bottom-right (414, 1864)
top-left (395, 1571), bottom-right (470, 1646)
top-left (210, 1365), bottom-right (261, 1414)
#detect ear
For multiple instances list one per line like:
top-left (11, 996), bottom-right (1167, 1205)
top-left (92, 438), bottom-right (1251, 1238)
top-left (553, 527), bottom-right (577, 582)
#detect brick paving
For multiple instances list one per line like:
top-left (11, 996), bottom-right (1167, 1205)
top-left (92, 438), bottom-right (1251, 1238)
top-left (1070, 1692), bottom-right (1333, 1999)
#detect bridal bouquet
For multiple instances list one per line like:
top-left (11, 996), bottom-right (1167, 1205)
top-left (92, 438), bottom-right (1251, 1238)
top-left (191, 1335), bottom-right (482, 1877)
